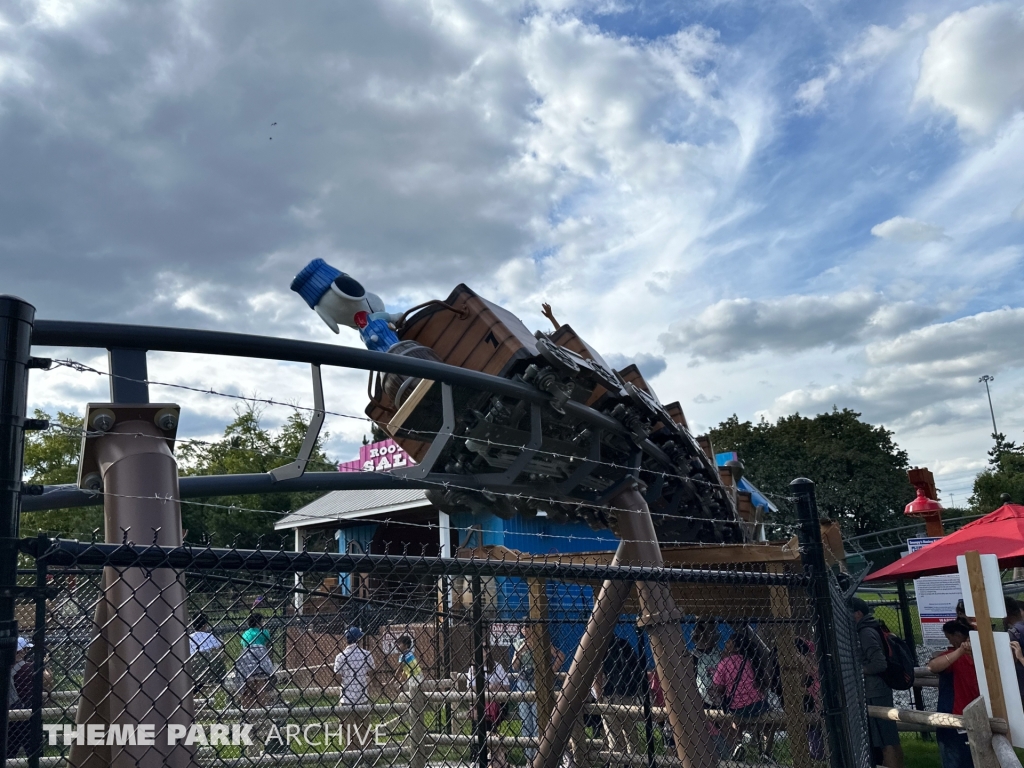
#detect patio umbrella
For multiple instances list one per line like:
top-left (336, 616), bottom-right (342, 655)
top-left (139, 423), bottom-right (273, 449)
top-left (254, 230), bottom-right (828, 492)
top-left (865, 501), bottom-right (1024, 581)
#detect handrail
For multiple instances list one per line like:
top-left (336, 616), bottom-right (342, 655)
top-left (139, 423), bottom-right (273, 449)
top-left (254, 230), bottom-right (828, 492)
top-left (24, 320), bottom-right (686, 512)
top-left (21, 537), bottom-right (809, 584)
top-left (867, 705), bottom-right (1008, 735)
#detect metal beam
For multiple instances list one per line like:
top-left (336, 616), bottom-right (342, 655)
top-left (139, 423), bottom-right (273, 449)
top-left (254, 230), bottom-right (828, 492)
top-left (31, 320), bottom-right (676, 467)
top-left (20, 538), bottom-right (808, 585)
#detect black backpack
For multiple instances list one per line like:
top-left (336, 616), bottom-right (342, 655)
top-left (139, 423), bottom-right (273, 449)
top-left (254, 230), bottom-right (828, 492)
top-left (878, 627), bottom-right (916, 690)
top-left (603, 637), bottom-right (644, 697)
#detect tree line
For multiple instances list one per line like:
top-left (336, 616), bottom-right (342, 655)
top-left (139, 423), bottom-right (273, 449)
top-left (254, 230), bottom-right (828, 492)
top-left (21, 405), bottom-right (1017, 545)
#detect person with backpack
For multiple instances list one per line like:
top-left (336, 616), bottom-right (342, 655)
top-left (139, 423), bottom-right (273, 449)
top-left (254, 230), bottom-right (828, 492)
top-left (850, 598), bottom-right (904, 768)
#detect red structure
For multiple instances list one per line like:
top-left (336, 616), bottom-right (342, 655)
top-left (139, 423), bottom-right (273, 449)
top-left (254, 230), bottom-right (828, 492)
top-left (905, 467), bottom-right (944, 537)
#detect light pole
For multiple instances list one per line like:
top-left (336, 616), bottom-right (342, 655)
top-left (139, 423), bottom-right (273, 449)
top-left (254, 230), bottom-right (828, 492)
top-left (979, 375), bottom-right (998, 437)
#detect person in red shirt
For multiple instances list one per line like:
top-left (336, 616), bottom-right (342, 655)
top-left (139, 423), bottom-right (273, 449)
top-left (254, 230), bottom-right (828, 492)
top-left (928, 619), bottom-right (980, 768)
top-left (928, 620), bottom-right (980, 714)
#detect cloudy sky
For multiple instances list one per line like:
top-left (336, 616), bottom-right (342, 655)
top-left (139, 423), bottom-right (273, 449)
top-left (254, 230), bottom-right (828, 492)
top-left (4, 0), bottom-right (1024, 505)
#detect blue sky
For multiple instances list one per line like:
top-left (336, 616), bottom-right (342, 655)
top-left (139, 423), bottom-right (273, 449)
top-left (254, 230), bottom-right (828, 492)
top-left (3, 0), bottom-right (1024, 506)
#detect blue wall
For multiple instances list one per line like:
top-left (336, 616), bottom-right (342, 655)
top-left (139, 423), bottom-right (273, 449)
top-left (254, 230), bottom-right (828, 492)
top-left (444, 511), bottom-right (621, 671)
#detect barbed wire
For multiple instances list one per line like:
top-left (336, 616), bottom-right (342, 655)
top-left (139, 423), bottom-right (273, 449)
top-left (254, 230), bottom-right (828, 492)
top-left (47, 423), bottom-right (338, 472)
top-left (45, 358), bottom-right (799, 505)
top-left (35, 417), bottom-right (800, 533)
top-left (54, 464), bottom-right (801, 545)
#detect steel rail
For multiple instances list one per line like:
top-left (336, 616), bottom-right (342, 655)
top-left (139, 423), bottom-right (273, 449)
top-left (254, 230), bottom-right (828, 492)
top-left (30, 321), bottom-right (675, 454)
top-left (21, 538), bottom-right (808, 585)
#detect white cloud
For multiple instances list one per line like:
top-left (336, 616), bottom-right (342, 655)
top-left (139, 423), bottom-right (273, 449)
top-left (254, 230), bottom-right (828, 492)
top-left (660, 291), bottom-right (939, 361)
top-left (866, 307), bottom-right (1024, 367)
top-left (870, 215), bottom-right (949, 243)
top-left (762, 306), bottom-right (1024, 438)
top-left (604, 352), bottom-right (668, 380)
top-left (915, 3), bottom-right (1024, 135)
top-left (1013, 199), bottom-right (1024, 220)
top-left (795, 15), bottom-right (924, 111)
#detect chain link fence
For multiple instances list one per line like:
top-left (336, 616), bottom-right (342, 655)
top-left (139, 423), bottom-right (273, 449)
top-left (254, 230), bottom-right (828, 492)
top-left (5, 537), bottom-right (870, 768)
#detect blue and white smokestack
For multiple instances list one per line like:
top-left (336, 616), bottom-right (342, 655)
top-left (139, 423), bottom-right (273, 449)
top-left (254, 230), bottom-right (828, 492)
top-left (290, 258), bottom-right (400, 352)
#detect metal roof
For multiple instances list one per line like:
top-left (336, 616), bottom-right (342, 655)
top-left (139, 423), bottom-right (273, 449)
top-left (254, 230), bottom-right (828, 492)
top-left (274, 488), bottom-right (430, 531)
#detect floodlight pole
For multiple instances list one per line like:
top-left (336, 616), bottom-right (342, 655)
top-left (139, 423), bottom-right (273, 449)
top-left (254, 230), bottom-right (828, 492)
top-left (979, 375), bottom-right (998, 438)
top-left (534, 484), bottom-right (713, 768)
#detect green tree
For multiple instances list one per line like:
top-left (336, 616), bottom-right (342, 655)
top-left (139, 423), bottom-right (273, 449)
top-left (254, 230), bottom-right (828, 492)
top-left (21, 410), bottom-right (103, 538)
top-left (177, 405), bottom-right (333, 547)
top-left (970, 433), bottom-right (1024, 511)
top-left (709, 408), bottom-right (914, 537)
top-left (19, 406), bottom-right (333, 546)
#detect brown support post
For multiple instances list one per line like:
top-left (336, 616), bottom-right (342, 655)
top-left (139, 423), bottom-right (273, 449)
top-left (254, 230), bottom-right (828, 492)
top-left (527, 577), bottom-right (555, 732)
top-left (534, 484), bottom-right (713, 768)
top-left (70, 413), bottom-right (195, 768)
top-left (616, 486), bottom-right (714, 768)
top-left (533, 552), bottom-right (632, 768)
top-left (964, 550), bottom-right (1008, 722)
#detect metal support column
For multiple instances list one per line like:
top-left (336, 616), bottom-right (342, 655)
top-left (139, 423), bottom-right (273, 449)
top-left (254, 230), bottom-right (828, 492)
top-left (0, 295), bottom-right (34, 761)
top-left (896, 579), bottom-right (927, 721)
top-left (29, 533), bottom-right (49, 768)
top-left (792, 477), bottom-right (851, 768)
top-left (471, 573), bottom-right (488, 768)
top-left (535, 484), bottom-right (712, 768)
top-left (71, 415), bottom-right (195, 768)
top-left (106, 349), bottom-right (149, 403)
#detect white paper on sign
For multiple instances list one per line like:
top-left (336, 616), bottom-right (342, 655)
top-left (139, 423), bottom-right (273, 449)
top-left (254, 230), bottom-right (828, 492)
top-left (910, 538), bottom-right (962, 649)
top-left (969, 631), bottom-right (1024, 748)
top-left (956, 554), bottom-right (1006, 619)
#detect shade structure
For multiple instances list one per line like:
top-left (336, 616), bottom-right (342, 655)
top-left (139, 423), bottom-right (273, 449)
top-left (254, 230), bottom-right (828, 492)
top-left (866, 502), bottom-right (1024, 581)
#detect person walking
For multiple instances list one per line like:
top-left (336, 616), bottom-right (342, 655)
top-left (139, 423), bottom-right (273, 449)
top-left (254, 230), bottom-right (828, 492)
top-left (334, 626), bottom-right (376, 750)
top-left (928, 619), bottom-right (978, 768)
top-left (395, 634), bottom-right (424, 689)
top-left (235, 614), bottom-right (274, 709)
top-left (851, 597), bottom-right (904, 768)
top-left (189, 614), bottom-right (224, 695)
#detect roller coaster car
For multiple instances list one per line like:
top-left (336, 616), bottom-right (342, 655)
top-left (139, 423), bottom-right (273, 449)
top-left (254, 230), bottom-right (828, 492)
top-left (365, 284), bottom-right (742, 544)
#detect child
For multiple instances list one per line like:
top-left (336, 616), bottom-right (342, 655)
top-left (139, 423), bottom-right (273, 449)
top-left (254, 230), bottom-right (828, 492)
top-left (396, 634), bottom-right (424, 688)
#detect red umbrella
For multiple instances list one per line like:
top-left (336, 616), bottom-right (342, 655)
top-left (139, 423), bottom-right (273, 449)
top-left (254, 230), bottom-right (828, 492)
top-left (865, 501), bottom-right (1024, 581)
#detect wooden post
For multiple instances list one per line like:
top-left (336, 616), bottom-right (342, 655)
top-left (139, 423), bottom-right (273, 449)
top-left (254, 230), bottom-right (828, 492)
top-left (769, 582), bottom-right (813, 768)
top-left (965, 551), bottom-right (1008, 721)
top-left (527, 578), bottom-right (555, 732)
top-left (963, 696), bottom-right (999, 768)
top-left (407, 684), bottom-right (429, 768)
top-left (992, 735), bottom-right (1024, 768)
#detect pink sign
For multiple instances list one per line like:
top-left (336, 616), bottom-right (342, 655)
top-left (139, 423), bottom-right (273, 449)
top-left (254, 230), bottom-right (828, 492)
top-left (338, 439), bottom-right (414, 473)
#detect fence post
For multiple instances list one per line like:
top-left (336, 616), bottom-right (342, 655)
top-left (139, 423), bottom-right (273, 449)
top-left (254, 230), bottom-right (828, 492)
top-left (28, 532), bottom-right (48, 768)
top-left (471, 573), bottom-right (488, 768)
top-left (407, 683), bottom-right (428, 768)
top-left (962, 696), bottom-right (998, 768)
top-left (895, 579), bottom-right (928, 720)
top-left (0, 295), bottom-right (35, 761)
top-left (791, 477), bottom-right (850, 768)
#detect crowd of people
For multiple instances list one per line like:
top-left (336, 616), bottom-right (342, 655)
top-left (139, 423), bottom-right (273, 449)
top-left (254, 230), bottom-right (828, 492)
top-left (178, 613), bottom-right (798, 765)
top-left (852, 593), bottom-right (1024, 768)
